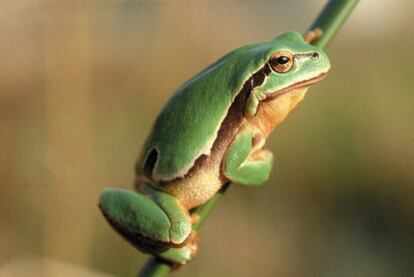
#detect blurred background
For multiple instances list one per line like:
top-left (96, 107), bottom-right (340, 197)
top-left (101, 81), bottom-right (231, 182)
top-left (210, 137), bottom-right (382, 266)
top-left (1, 0), bottom-right (413, 276)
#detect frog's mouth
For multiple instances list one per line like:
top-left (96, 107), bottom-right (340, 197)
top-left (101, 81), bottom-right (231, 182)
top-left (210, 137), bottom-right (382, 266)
top-left (265, 72), bottom-right (327, 101)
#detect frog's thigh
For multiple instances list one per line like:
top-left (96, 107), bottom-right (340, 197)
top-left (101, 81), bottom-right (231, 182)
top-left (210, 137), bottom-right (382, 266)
top-left (223, 130), bottom-right (273, 186)
top-left (99, 188), bottom-right (192, 247)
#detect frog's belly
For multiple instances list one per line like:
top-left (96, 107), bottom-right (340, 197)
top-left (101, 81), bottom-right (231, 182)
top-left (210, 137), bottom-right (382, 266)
top-left (159, 157), bottom-right (225, 209)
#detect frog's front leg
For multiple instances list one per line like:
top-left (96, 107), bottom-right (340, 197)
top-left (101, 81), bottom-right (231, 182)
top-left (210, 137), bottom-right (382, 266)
top-left (223, 129), bottom-right (273, 186)
top-left (99, 187), bottom-right (197, 264)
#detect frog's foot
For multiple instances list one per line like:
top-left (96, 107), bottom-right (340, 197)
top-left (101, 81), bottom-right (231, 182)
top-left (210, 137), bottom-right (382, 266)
top-left (157, 231), bottom-right (199, 267)
top-left (223, 130), bottom-right (273, 186)
top-left (304, 28), bottom-right (323, 44)
top-left (99, 188), bottom-right (196, 264)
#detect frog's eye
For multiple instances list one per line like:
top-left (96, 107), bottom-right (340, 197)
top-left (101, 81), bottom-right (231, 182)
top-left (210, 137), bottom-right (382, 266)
top-left (269, 51), bottom-right (294, 73)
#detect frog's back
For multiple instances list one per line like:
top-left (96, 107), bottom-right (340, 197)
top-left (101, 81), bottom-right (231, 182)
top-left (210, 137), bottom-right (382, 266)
top-left (138, 39), bottom-right (288, 182)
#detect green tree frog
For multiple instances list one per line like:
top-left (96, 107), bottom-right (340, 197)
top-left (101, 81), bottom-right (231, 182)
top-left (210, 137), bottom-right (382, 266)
top-left (99, 31), bottom-right (330, 265)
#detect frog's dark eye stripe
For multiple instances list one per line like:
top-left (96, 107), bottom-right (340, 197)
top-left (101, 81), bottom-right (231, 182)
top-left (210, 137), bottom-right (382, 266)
top-left (250, 70), bottom-right (266, 87)
top-left (269, 51), bottom-right (294, 73)
top-left (263, 63), bottom-right (272, 76)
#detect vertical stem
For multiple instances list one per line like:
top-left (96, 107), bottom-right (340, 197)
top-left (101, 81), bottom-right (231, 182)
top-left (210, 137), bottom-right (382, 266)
top-left (139, 257), bottom-right (171, 277)
top-left (138, 0), bottom-right (359, 276)
top-left (308, 0), bottom-right (360, 49)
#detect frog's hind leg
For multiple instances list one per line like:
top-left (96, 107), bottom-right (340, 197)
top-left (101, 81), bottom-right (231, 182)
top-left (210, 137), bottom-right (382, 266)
top-left (99, 187), bottom-right (197, 264)
top-left (223, 129), bottom-right (273, 186)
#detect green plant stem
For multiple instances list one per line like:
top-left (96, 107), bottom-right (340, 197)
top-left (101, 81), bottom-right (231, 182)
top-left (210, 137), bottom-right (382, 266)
top-left (139, 257), bottom-right (171, 277)
top-left (309, 0), bottom-right (360, 49)
top-left (139, 0), bottom-right (359, 276)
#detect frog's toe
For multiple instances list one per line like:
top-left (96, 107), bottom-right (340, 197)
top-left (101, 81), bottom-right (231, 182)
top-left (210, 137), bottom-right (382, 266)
top-left (158, 231), bottom-right (199, 265)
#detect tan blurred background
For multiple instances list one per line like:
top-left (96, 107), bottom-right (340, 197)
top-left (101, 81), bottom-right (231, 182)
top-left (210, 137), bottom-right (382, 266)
top-left (1, 0), bottom-right (413, 276)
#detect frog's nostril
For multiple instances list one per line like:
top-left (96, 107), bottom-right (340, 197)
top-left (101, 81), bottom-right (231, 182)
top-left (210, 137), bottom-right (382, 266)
top-left (312, 52), bottom-right (319, 58)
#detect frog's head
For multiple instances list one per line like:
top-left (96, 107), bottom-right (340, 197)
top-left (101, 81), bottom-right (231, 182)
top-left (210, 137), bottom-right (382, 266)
top-left (249, 31), bottom-right (331, 100)
top-left (235, 31), bottom-right (330, 116)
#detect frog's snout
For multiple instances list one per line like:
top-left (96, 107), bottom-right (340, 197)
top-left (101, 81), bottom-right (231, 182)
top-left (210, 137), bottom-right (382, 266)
top-left (313, 49), bottom-right (331, 72)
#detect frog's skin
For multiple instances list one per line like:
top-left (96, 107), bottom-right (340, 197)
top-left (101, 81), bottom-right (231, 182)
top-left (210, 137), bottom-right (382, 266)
top-left (99, 31), bottom-right (330, 265)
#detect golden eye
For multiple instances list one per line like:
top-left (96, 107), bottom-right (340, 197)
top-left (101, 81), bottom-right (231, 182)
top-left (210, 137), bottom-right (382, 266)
top-left (269, 51), bottom-right (294, 73)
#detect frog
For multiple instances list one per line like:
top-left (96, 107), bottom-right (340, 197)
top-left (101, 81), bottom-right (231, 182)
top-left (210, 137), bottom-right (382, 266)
top-left (99, 31), bottom-right (330, 265)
